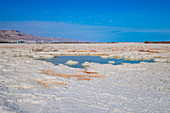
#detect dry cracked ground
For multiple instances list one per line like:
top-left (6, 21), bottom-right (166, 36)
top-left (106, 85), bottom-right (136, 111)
top-left (0, 43), bottom-right (170, 113)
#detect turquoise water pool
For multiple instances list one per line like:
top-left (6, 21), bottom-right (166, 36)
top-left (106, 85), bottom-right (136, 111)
top-left (40, 56), bottom-right (153, 68)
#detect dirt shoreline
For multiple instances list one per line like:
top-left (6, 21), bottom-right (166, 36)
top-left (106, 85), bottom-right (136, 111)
top-left (0, 43), bottom-right (170, 113)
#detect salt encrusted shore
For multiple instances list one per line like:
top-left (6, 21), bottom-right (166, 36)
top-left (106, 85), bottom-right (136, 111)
top-left (0, 43), bottom-right (170, 113)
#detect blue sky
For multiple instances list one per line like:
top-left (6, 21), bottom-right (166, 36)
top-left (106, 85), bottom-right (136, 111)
top-left (0, 0), bottom-right (170, 42)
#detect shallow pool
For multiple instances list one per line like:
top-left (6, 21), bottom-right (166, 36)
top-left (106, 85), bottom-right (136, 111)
top-left (40, 56), bottom-right (153, 68)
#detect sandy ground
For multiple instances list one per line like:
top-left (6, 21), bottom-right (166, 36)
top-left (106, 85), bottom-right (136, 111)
top-left (0, 43), bottom-right (170, 113)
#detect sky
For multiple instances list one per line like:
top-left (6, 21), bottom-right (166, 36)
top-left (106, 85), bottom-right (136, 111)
top-left (0, 0), bottom-right (170, 42)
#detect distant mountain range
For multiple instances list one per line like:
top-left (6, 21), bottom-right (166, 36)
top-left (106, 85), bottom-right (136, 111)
top-left (0, 30), bottom-right (77, 43)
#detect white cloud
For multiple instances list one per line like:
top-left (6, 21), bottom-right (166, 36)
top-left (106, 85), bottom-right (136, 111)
top-left (0, 21), bottom-right (170, 41)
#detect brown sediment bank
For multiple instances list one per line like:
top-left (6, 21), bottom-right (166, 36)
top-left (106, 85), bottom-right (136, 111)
top-left (145, 41), bottom-right (170, 44)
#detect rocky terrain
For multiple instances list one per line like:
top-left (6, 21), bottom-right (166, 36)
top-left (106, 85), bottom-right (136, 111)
top-left (0, 43), bottom-right (170, 113)
top-left (0, 30), bottom-right (77, 42)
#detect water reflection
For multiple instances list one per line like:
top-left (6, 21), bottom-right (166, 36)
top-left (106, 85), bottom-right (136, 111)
top-left (40, 56), bottom-right (153, 68)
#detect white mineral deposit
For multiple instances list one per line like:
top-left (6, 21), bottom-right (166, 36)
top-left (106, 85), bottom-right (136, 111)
top-left (0, 43), bottom-right (170, 113)
top-left (65, 60), bottom-right (79, 65)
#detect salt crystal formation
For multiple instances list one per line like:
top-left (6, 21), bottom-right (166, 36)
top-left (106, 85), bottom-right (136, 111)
top-left (0, 43), bottom-right (170, 113)
top-left (65, 60), bottom-right (79, 65)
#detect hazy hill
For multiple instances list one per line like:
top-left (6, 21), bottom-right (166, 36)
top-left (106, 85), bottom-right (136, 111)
top-left (0, 30), bottom-right (77, 42)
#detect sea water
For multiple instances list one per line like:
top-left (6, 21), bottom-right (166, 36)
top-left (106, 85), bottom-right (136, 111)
top-left (40, 56), bottom-right (153, 68)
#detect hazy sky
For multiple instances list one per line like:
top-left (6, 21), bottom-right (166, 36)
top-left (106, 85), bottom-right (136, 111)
top-left (0, 0), bottom-right (170, 42)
